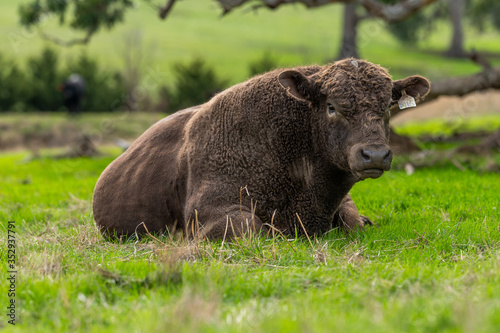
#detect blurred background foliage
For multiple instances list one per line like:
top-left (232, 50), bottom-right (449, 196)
top-left (0, 48), bottom-right (125, 112)
top-left (0, 0), bottom-right (499, 114)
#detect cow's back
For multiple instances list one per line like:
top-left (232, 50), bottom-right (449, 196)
top-left (93, 106), bottom-right (199, 237)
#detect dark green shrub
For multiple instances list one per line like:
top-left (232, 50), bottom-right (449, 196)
top-left (65, 53), bottom-right (125, 111)
top-left (0, 55), bottom-right (27, 111)
top-left (0, 48), bottom-right (127, 112)
top-left (248, 51), bottom-right (279, 77)
top-left (168, 58), bottom-right (228, 112)
top-left (25, 48), bottom-right (65, 111)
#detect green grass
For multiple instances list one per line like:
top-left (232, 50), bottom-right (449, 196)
top-left (394, 114), bottom-right (500, 138)
top-left (1, 142), bottom-right (499, 331)
top-left (1, 0), bottom-right (500, 84)
top-left (1, 2), bottom-right (500, 329)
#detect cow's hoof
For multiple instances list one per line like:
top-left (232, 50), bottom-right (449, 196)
top-left (359, 215), bottom-right (377, 227)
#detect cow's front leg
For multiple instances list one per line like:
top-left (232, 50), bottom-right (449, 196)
top-left (333, 194), bottom-right (373, 232)
top-left (185, 204), bottom-right (266, 240)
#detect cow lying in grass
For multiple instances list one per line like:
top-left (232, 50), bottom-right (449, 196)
top-left (93, 58), bottom-right (430, 239)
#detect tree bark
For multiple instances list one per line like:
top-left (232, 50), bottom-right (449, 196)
top-left (338, 4), bottom-right (359, 59)
top-left (159, 0), bottom-right (177, 19)
top-left (444, 0), bottom-right (467, 58)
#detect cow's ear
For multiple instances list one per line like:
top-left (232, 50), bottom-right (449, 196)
top-left (278, 70), bottom-right (314, 102)
top-left (392, 75), bottom-right (430, 102)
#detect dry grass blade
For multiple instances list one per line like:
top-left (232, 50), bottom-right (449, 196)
top-left (220, 215), bottom-right (230, 250)
top-left (454, 216), bottom-right (464, 234)
top-left (142, 223), bottom-right (166, 245)
top-left (450, 157), bottom-right (466, 171)
top-left (97, 267), bottom-right (122, 282)
top-left (228, 217), bottom-right (245, 252)
top-left (296, 213), bottom-right (314, 250)
top-left (270, 210), bottom-right (277, 260)
top-left (414, 229), bottom-right (431, 245)
top-left (239, 186), bottom-right (247, 222)
top-left (262, 223), bottom-right (297, 253)
top-left (314, 242), bottom-right (329, 265)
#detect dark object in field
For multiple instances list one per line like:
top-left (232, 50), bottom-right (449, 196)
top-left (58, 134), bottom-right (100, 158)
top-left (389, 130), bottom-right (421, 155)
top-left (58, 74), bottom-right (86, 114)
top-left (93, 58), bottom-right (430, 239)
top-left (457, 128), bottom-right (500, 155)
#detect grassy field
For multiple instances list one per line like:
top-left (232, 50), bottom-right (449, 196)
top-left (1, 116), bottom-right (500, 331)
top-left (1, 1), bottom-right (500, 331)
top-left (395, 114), bottom-right (500, 138)
top-left (2, 0), bottom-right (500, 84)
top-left (0, 112), bottom-right (166, 150)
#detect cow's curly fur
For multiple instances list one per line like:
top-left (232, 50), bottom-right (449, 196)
top-left (93, 58), bottom-right (430, 239)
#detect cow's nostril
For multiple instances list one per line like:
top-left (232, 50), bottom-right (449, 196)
top-left (360, 149), bottom-right (371, 162)
top-left (383, 150), bottom-right (392, 162)
top-left (359, 148), bottom-right (392, 167)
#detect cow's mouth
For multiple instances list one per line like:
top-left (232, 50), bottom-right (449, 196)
top-left (357, 168), bottom-right (384, 180)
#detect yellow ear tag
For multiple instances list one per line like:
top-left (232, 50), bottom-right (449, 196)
top-left (398, 90), bottom-right (416, 110)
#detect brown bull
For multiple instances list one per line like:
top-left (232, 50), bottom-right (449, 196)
top-left (93, 58), bottom-right (430, 239)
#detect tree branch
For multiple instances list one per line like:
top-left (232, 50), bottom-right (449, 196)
top-left (469, 49), bottom-right (492, 71)
top-left (31, 0), bottom-right (437, 46)
top-left (159, 0), bottom-right (177, 20)
top-left (217, 0), bottom-right (438, 22)
top-left (39, 29), bottom-right (95, 47)
top-left (361, 0), bottom-right (438, 23)
top-left (424, 65), bottom-right (500, 103)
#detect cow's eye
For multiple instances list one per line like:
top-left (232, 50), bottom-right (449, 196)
top-left (327, 103), bottom-right (337, 116)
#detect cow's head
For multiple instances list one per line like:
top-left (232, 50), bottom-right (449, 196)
top-left (278, 58), bottom-right (430, 181)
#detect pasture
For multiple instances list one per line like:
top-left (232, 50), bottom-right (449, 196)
top-left (1, 113), bottom-right (500, 332)
top-left (1, 0), bottom-right (500, 331)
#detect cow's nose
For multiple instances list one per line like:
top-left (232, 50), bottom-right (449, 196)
top-left (360, 149), bottom-right (392, 169)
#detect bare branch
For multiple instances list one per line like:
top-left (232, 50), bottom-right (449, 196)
top-left (425, 65), bottom-right (500, 103)
top-left (39, 29), bottom-right (95, 47)
top-left (217, 0), bottom-right (438, 22)
top-left (469, 49), bottom-right (492, 71)
top-left (159, 0), bottom-right (177, 20)
top-left (361, 0), bottom-right (438, 23)
top-left (357, 13), bottom-right (373, 21)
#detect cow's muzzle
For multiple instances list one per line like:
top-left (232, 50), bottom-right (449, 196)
top-left (349, 144), bottom-right (393, 180)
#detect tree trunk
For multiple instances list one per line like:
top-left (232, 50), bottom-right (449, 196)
top-left (338, 4), bottom-right (359, 59)
top-left (445, 0), bottom-right (466, 58)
